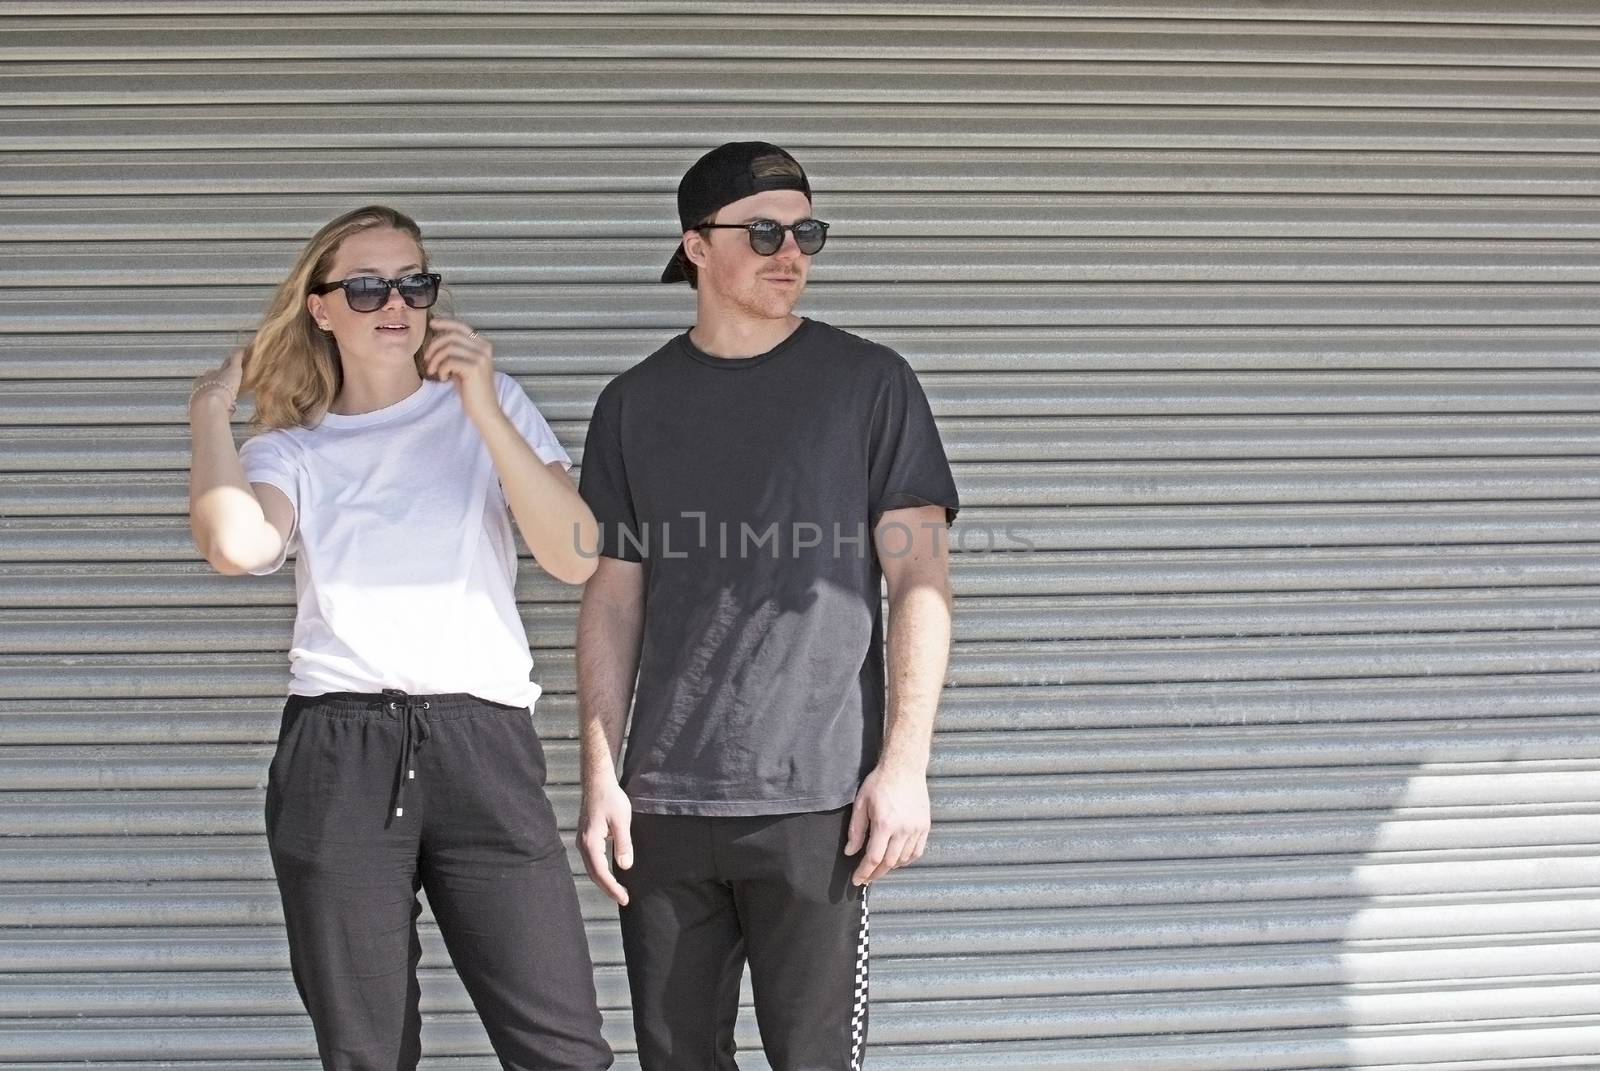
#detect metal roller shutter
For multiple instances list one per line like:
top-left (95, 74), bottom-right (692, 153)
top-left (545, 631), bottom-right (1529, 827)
top-left (2, 3), bottom-right (1598, 1068)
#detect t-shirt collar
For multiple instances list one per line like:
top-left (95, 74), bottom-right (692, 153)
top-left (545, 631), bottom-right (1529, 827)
top-left (315, 378), bottom-right (440, 430)
top-left (675, 317), bottom-right (816, 371)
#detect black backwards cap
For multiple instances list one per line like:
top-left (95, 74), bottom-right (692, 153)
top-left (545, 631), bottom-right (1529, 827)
top-left (661, 141), bottom-right (811, 284)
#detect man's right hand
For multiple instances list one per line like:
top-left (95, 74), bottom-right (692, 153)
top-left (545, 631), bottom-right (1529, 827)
top-left (578, 781), bottom-right (634, 906)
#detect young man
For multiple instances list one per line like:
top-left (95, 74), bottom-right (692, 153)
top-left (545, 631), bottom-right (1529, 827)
top-left (576, 141), bottom-right (958, 1071)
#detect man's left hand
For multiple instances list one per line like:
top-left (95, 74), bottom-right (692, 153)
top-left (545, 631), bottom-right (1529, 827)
top-left (844, 766), bottom-right (930, 886)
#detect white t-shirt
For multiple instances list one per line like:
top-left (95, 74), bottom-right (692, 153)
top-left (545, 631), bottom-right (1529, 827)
top-left (238, 372), bottom-right (571, 709)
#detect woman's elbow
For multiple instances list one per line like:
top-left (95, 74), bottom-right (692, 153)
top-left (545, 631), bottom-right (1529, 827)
top-left (547, 512), bottom-right (600, 584)
top-left (544, 551), bottom-right (599, 586)
top-left (193, 524), bottom-right (278, 576)
top-left (191, 524), bottom-right (235, 575)
top-left (201, 541), bottom-right (264, 576)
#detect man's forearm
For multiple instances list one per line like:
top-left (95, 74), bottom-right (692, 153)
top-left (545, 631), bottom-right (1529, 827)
top-left (576, 581), bottom-right (645, 786)
top-left (580, 698), bottom-right (630, 782)
top-left (879, 575), bottom-right (953, 775)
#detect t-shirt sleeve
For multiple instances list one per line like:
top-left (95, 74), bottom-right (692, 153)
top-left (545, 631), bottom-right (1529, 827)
top-left (236, 431), bottom-right (300, 576)
top-left (496, 372), bottom-right (572, 469)
top-left (577, 382), bottom-right (643, 562)
top-left (868, 356), bottom-right (960, 527)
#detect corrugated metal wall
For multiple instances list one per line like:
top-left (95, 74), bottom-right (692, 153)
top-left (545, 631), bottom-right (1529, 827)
top-left (2, 3), bottom-right (1599, 1068)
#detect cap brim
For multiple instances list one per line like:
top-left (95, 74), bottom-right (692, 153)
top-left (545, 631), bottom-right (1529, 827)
top-left (661, 241), bottom-right (689, 284)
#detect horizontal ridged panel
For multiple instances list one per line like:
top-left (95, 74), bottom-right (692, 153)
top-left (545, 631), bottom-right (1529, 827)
top-left (10, 462), bottom-right (1599, 515)
top-left (4, 589), bottom-right (1599, 649)
top-left (5, 1009), bottom-right (1597, 1065)
top-left (7, 148), bottom-right (1600, 196)
top-left (4, 773), bottom-right (1599, 834)
top-left (8, 373), bottom-right (1596, 422)
top-left (2, 632), bottom-right (1597, 694)
top-left (9, 960), bottom-right (1597, 1017)
top-left (7, 2), bottom-right (1600, 24)
top-left (17, 236), bottom-right (1600, 282)
top-left (11, 195), bottom-right (1600, 243)
top-left (28, 717), bottom-right (1600, 778)
top-left (7, 810), bottom-right (1600, 873)
top-left (9, 326), bottom-right (1600, 378)
top-left (9, 849), bottom-right (1600, 915)
top-left (6, 2), bottom-right (1600, 23)
top-left (8, 505), bottom-right (1598, 560)
top-left (4, 674), bottom-right (1597, 738)
top-left (11, 106), bottom-right (1600, 155)
top-left (10, 285), bottom-right (1600, 330)
top-left (7, 875), bottom-right (1600, 944)
top-left (8, 416), bottom-right (1600, 472)
top-left (9, 736), bottom-right (1600, 792)
top-left (0, 1043), bottom-right (1596, 1071)
top-left (3, 982), bottom-right (1600, 1056)
top-left (3, 546), bottom-right (1600, 605)
top-left (6, 13), bottom-right (1600, 66)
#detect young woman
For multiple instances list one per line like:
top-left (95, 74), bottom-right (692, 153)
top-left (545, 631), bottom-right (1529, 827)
top-left (186, 205), bottom-right (612, 1070)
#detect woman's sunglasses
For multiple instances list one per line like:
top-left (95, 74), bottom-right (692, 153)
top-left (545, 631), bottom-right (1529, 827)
top-left (696, 218), bottom-right (829, 257)
top-left (310, 273), bottom-right (442, 313)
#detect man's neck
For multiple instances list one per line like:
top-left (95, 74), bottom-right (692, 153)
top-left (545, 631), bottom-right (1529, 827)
top-left (687, 310), bottom-right (804, 360)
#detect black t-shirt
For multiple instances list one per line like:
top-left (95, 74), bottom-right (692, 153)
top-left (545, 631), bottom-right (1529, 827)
top-left (578, 317), bottom-right (959, 815)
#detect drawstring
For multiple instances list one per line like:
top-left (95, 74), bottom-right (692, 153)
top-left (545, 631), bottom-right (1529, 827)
top-left (383, 688), bottom-right (431, 820)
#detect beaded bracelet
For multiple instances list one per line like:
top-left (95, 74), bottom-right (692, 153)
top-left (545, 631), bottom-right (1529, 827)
top-left (188, 380), bottom-right (237, 416)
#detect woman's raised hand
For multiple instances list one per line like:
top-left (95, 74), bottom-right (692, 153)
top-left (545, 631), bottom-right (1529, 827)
top-left (425, 318), bottom-right (500, 424)
top-left (189, 347), bottom-right (246, 418)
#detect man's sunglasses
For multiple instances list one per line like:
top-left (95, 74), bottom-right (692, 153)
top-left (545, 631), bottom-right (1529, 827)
top-left (696, 218), bottom-right (829, 256)
top-left (310, 273), bottom-right (442, 313)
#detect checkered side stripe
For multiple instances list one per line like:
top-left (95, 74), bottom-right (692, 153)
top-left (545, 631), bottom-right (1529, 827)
top-left (849, 885), bottom-right (871, 1070)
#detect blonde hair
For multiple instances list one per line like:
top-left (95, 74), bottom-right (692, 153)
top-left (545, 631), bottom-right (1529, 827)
top-left (243, 205), bottom-right (435, 430)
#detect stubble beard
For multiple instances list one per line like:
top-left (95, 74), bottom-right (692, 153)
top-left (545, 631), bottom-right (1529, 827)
top-left (731, 267), bottom-right (805, 322)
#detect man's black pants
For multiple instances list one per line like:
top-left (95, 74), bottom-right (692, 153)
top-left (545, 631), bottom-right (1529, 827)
top-left (265, 690), bottom-right (612, 1071)
top-left (618, 807), bottom-right (871, 1071)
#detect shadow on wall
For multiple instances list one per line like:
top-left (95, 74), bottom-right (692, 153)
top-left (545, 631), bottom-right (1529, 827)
top-left (851, 520), bottom-right (1600, 1069)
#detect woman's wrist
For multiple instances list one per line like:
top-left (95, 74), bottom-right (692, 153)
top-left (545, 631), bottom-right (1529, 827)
top-left (188, 382), bottom-right (237, 420)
